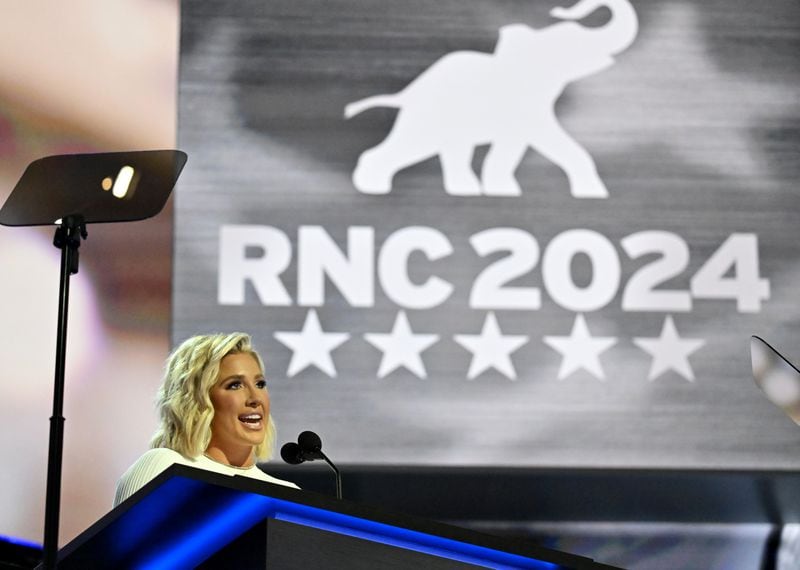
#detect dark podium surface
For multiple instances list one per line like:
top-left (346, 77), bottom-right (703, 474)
top-left (266, 464), bottom-right (800, 526)
top-left (57, 465), bottom-right (619, 569)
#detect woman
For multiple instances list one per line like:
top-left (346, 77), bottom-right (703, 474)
top-left (114, 332), bottom-right (297, 507)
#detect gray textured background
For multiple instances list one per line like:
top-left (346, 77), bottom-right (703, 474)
top-left (175, 0), bottom-right (800, 468)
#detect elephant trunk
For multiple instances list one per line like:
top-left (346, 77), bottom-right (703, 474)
top-left (550, 0), bottom-right (638, 56)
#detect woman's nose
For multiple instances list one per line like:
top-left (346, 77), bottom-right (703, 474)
top-left (246, 386), bottom-right (263, 406)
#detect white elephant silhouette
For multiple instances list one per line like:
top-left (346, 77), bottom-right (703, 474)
top-left (345, 0), bottom-right (638, 197)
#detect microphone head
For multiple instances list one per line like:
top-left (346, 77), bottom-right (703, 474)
top-left (298, 430), bottom-right (322, 452)
top-left (280, 441), bottom-right (305, 465)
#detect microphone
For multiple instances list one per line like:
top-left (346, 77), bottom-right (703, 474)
top-left (298, 430), bottom-right (323, 460)
top-left (280, 430), bottom-right (342, 499)
top-left (279, 431), bottom-right (323, 464)
top-left (279, 442), bottom-right (304, 465)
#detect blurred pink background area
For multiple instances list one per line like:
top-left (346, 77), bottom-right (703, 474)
top-left (0, 0), bottom-right (179, 545)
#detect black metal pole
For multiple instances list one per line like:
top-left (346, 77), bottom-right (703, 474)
top-left (42, 216), bottom-right (85, 569)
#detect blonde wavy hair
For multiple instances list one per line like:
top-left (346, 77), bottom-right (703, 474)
top-left (150, 332), bottom-right (276, 461)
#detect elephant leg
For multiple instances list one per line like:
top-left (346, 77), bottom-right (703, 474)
top-left (481, 137), bottom-right (527, 196)
top-left (530, 116), bottom-right (609, 198)
top-left (353, 126), bottom-right (435, 194)
top-left (440, 143), bottom-right (481, 196)
top-left (353, 144), bottom-right (400, 195)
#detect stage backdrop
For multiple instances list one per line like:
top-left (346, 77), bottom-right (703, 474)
top-left (175, 0), bottom-right (800, 468)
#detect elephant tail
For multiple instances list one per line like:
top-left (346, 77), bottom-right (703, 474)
top-left (344, 94), bottom-right (402, 119)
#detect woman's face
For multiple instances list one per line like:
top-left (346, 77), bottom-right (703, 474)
top-left (207, 352), bottom-right (270, 464)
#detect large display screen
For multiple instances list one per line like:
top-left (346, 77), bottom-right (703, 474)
top-left (174, 0), bottom-right (800, 468)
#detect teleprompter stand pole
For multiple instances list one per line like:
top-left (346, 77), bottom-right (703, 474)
top-left (42, 215), bottom-right (87, 570)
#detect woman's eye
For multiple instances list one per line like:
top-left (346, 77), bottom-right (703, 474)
top-left (226, 381), bottom-right (242, 390)
top-left (256, 380), bottom-right (267, 390)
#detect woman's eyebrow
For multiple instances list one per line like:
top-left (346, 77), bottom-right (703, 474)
top-left (220, 373), bottom-right (266, 382)
top-left (220, 374), bottom-right (245, 382)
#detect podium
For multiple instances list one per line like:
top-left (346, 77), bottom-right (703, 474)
top-left (56, 465), bottom-right (618, 569)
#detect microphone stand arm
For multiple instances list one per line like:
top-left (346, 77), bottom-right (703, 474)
top-left (318, 450), bottom-right (342, 500)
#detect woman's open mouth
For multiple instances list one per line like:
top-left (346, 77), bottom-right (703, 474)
top-left (238, 413), bottom-right (263, 430)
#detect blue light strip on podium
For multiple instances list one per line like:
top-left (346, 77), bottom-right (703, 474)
top-left (134, 492), bottom-right (558, 570)
top-left (137, 493), bottom-right (275, 570)
top-left (273, 504), bottom-right (559, 569)
top-left (0, 534), bottom-right (42, 550)
top-left (60, 470), bottom-right (583, 569)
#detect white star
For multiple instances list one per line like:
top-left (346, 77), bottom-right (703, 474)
top-left (364, 311), bottom-right (439, 378)
top-left (543, 314), bottom-right (617, 380)
top-left (274, 309), bottom-right (349, 377)
top-left (454, 312), bottom-right (529, 380)
top-left (633, 316), bottom-right (705, 382)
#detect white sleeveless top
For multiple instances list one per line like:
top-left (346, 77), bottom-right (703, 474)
top-left (113, 447), bottom-right (298, 507)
